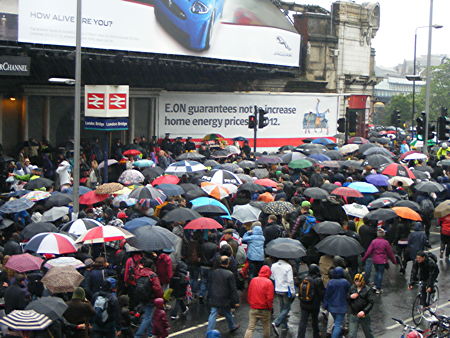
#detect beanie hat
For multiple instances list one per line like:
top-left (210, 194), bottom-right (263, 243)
top-left (301, 201), bottom-right (311, 208)
top-left (72, 287), bottom-right (85, 300)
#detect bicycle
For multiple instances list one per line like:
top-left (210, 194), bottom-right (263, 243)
top-left (411, 281), bottom-right (440, 326)
top-left (424, 306), bottom-right (450, 337)
top-left (392, 317), bottom-right (424, 338)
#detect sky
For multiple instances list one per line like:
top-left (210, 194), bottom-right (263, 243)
top-left (285, 0), bottom-right (450, 68)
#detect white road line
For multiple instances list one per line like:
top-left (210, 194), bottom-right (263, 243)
top-left (168, 317), bottom-right (225, 337)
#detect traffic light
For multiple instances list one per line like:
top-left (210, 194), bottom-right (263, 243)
top-left (248, 114), bottom-right (256, 129)
top-left (337, 118), bottom-right (346, 133)
top-left (416, 112), bottom-right (425, 137)
top-left (347, 108), bottom-right (357, 133)
top-left (438, 107), bottom-right (450, 140)
top-left (391, 110), bottom-right (401, 127)
top-left (258, 108), bottom-right (269, 129)
top-left (428, 124), bottom-right (436, 140)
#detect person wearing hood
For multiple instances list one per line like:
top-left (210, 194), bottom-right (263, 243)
top-left (64, 287), bottom-right (95, 338)
top-left (152, 298), bottom-right (169, 338)
top-left (4, 273), bottom-right (29, 314)
top-left (244, 265), bottom-right (274, 338)
top-left (323, 267), bottom-right (350, 338)
top-left (169, 261), bottom-right (189, 320)
top-left (297, 264), bottom-right (325, 338)
top-left (242, 224), bottom-right (265, 279)
top-left (404, 222), bottom-right (429, 273)
top-left (91, 280), bottom-right (121, 337)
top-left (347, 273), bottom-right (375, 338)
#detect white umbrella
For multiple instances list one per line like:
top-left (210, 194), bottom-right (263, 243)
top-left (339, 144), bottom-right (359, 154)
top-left (232, 204), bottom-right (262, 223)
top-left (40, 206), bottom-right (70, 222)
top-left (388, 176), bottom-right (414, 187)
top-left (98, 159), bottom-right (118, 169)
top-left (225, 145), bottom-right (240, 155)
top-left (45, 257), bottom-right (85, 269)
top-left (404, 153), bottom-right (428, 161)
top-left (343, 203), bottom-right (369, 218)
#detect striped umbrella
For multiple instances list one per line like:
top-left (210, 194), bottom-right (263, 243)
top-left (60, 218), bottom-right (103, 236)
top-left (22, 191), bottom-right (51, 202)
top-left (201, 169), bottom-right (242, 185)
top-left (165, 160), bottom-right (206, 174)
top-left (24, 233), bottom-right (77, 254)
top-left (75, 225), bottom-right (134, 244)
top-left (0, 310), bottom-right (52, 330)
top-left (5, 253), bottom-right (44, 273)
top-left (200, 182), bottom-right (230, 200)
top-left (129, 186), bottom-right (166, 201)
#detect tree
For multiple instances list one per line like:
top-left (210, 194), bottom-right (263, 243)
top-left (383, 94), bottom-right (420, 127)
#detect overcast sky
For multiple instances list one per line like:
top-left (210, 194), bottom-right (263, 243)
top-left (288, 0), bottom-right (450, 68)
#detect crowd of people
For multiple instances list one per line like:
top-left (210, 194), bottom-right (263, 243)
top-left (0, 132), bottom-right (447, 338)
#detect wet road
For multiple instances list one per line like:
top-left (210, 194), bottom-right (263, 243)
top-left (168, 231), bottom-right (450, 337)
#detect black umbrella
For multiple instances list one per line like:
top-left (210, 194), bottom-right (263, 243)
top-left (238, 183), bottom-right (266, 193)
top-left (380, 191), bottom-right (403, 200)
top-left (315, 235), bottom-right (364, 257)
top-left (410, 169), bottom-right (429, 180)
top-left (304, 187), bottom-right (329, 199)
top-left (142, 167), bottom-right (164, 180)
top-left (373, 137), bottom-right (390, 144)
top-left (321, 183), bottom-right (339, 193)
top-left (220, 163), bottom-right (241, 173)
top-left (201, 169), bottom-right (242, 185)
top-left (365, 208), bottom-right (397, 221)
top-left (184, 189), bottom-right (207, 201)
top-left (179, 183), bottom-right (200, 192)
top-left (394, 200), bottom-right (421, 213)
top-left (162, 208), bottom-right (202, 223)
top-left (204, 160), bottom-right (220, 167)
top-left (127, 225), bottom-right (179, 251)
top-left (193, 205), bottom-right (229, 217)
top-left (279, 145), bottom-right (295, 152)
top-left (176, 152), bottom-right (205, 161)
top-left (256, 156), bottom-right (282, 164)
top-left (358, 143), bottom-right (377, 154)
top-left (266, 238), bottom-right (306, 259)
top-left (24, 178), bottom-right (54, 190)
top-left (415, 181), bottom-right (444, 193)
top-left (211, 150), bottom-right (231, 159)
top-left (324, 150), bottom-right (343, 160)
top-left (26, 296), bottom-right (68, 320)
top-left (129, 186), bottom-right (166, 200)
top-left (413, 165), bottom-right (433, 173)
top-left (280, 152), bottom-right (306, 163)
top-left (253, 168), bottom-right (269, 179)
top-left (363, 147), bottom-right (394, 158)
top-left (238, 160), bottom-right (257, 169)
top-left (21, 222), bottom-right (59, 241)
top-left (340, 160), bottom-right (363, 169)
top-left (362, 155), bottom-right (394, 168)
top-left (43, 193), bottom-right (73, 208)
top-left (262, 201), bottom-right (296, 216)
top-left (155, 184), bottom-right (184, 197)
top-left (313, 221), bottom-right (343, 235)
top-left (367, 197), bottom-right (398, 210)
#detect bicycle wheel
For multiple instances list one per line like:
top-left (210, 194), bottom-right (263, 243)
top-left (412, 294), bottom-right (423, 326)
top-left (423, 286), bottom-right (440, 322)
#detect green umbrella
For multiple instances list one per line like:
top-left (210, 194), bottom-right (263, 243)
top-left (288, 159), bottom-right (313, 169)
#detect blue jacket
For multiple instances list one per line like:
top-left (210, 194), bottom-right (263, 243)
top-left (243, 226), bottom-right (265, 262)
top-left (407, 222), bottom-right (429, 260)
top-left (323, 267), bottom-right (350, 314)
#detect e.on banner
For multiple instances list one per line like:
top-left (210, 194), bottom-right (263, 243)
top-left (16, 0), bottom-right (301, 67)
top-left (158, 92), bottom-right (340, 148)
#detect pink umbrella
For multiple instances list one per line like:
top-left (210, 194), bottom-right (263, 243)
top-left (5, 253), bottom-right (43, 273)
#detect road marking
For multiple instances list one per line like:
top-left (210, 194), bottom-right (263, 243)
top-left (385, 301), bottom-right (450, 330)
top-left (430, 232), bottom-right (441, 235)
top-left (168, 317), bottom-right (225, 337)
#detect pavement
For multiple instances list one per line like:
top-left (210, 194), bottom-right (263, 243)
top-left (167, 230), bottom-right (450, 337)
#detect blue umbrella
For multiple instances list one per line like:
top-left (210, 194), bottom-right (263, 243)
top-left (124, 217), bottom-right (157, 231)
top-left (0, 199), bottom-right (35, 214)
top-left (62, 186), bottom-right (92, 196)
top-left (312, 138), bottom-right (335, 145)
top-left (365, 174), bottom-right (389, 187)
top-left (155, 184), bottom-right (184, 197)
top-left (309, 153), bottom-right (331, 162)
top-left (4, 190), bottom-right (30, 198)
top-left (233, 137), bottom-right (248, 142)
top-left (191, 197), bottom-right (229, 214)
top-left (348, 182), bottom-right (378, 194)
top-left (133, 160), bottom-right (154, 168)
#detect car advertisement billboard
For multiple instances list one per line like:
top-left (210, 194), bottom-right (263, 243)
top-left (157, 92), bottom-right (339, 149)
top-left (0, 0), bottom-right (300, 67)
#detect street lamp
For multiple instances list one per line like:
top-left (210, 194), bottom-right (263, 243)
top-left (407, 23), bottom-right (443, 136)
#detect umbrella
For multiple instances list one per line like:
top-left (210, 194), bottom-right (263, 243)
top-left (123, 217), bottom-right (157, 231)
top-left (62, 186), bottom-right (92, 196)
top-left (339, 144), bottom-right (359, 154)
top-left (331, 187), bottom-right (363, 198)
top-left (25, 233), bottom-right (77, 254)
top-left (76, 226), bottom-right (134, 244)
top-left (127, 225), bottom-right (178, 251)
top-left (133, 159), bottom-right (154, 168)
top-left (43, 193), bottom-right (73, 208)
top-left (201, 169), bottom-right (242, 185)
top-left (200, 182), bottom-right (230, 200)
top-left (191, 197), bottom-right (229, 214)
top-left (288, 159), bottom-right (314, 169)
top-left (279, 145), bottom-right (295, 152)
top-left (0, 217), bottom-right (14, 230)
top-left (237, 160), bottom-right (257, 169)
top-left (79, 190), bottom-right (109, 205)
top-left (367, 197), bottom-right (398, 210)
top-left (24, 178), bottom-right (54, 190)
top-left (256, 155), bottom-right (282, 164)
top-left (358, 143), bottom-right (377, 154)
top-left (203, 133), bottom-right (224, 141)
top-left (348, 136), bottom-right (369, 144)
top-left (304, 187), bottom-right (329, 199)
top-left (380, 191), bottom-right (404, 200)
top-left (254, 179), bottom-right (278, 188)
top-left (324, 150), bottom-right (343, 160)
top-left (413, 165), bottom-right (433, 173)
top-left (219, 163), bottom-right (240, 173)
top-left (388, 176), bottom-right (414, 187)
top-left (204, 159), bottom-right (220, 167)
top-left (309, 153), bottom-right (331, 162)
top-left (123, 149), bottom-right (142, 156)
top-left (22, 191), bottom-right (51, 202)
top-left (179, 183), bottom-right (200, 192)
top-left (162, 208), bottom-right (202, 223)
top-left (399, 150), bottom-right (422, 161)
top-left (0, 198), bottom-right (35, 213)
top-left (295, 144), bottom-right (327, 154)
top-left (381, 163), bottom-right (416, 179)
top-left (21, 222), bottom-right (59, 241)
top-left (165, 161), bottom-right (206, 174)
top-left (45, 257), bottom-right (85, 269)
top-left (340, 160), bottom-right (363, 169)
top-left (392, 206), bottom-right (422, 221)
top-left (225, 145), bottom-right (240, 155)
top-left (394, 200), bottom-right (421, 213)
top-left (233, 136), bottom-right (248, 142)
top-left (235, 174), bottom-right (252, 184)
top-left (98, 159), bottom-right (118, 169)
top-left (312, 138), bottom-right (335, 146)
top-left (404, 153), bottom-right (428, 161)
top-left (60, 218), bottom-right (103, 236)
top-left (39, 206), bottom-right (69, 222)
top-left (42, 266), bottom-right (84, 293)
top-left (211, 149), bottom-right (231, 159)
top-left (415, 181), bottom-right (444, 193)
top-left (348, 182), bottom-right (378, 193)
top-left (253, 168), bottom-right (270, 179)
top-left (362, 154), bottom-right (393, 168)
top-left (238, 182), bottom-right (266, 193)
top-left (129, 186), bottom-right (166, 201)
top-left (184, 217), bottom-right (223, 230)
top-left (26, 297), bottom-right (68, 321)
top-left (176, 152), bottom-right (205, 161)
top-left (365, 174), bottom-right (389, 187)
top-left (321, 183), bottom-right (339, 193)
top-left (315, 235), bottom-right (364, 257)
top-left (142, 167), bottom-right (164, 180)
top-left (152, 175), bottom-right (180, 186)
top-left (232, 204), bottom-right (261, 223)
top-left (439, 159), bottom-right (450, 167)
top-left (320, 161), bottom-right (340, 168)
top-left (0, 310), bottom-right (52, 330)
top-left (280, 152), bottom-right (306, 163)
top-left (363, 147), bottom-right (394, 157)
top-left (5, 253), bottom-right (44, 272)
top-left (155, 184), bottom-right (184, 197)
top-left (410, 169), bottom-right (429, 180)
top-left (343, 203), bottom-right (369, 218)
top-left (266, 238), bottom-right (306, 259)
top-left (365, 208), bottom-right (397, 221)
top-left (313, 221), bottom-right (343, 235)
top-left (118, 169), bottom-right (145, 185)
top-left (95, 182), bottom-right (124, 194)
top-left (262, 201), bottom-right (295, 216)
top-left (434, 200), bottom-right (450, 218)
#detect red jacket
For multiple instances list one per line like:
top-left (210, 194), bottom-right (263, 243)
top-left (439, 215), bottom-right (450, 236)
top-left (152, 298), bottom-right (169, 337)
top-left (247, 265), bottom-right (274, 310)
top-left (155, 253), bottom-right (173, 285)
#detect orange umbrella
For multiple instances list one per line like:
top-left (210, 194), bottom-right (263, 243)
top-left (392, 207), bottom-right (422, 221)
top-left (200, 182), bottom-right (230, 200)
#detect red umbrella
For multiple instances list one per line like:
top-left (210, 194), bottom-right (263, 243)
top-left (348, 137), bottom-right (369, 144)
top-left (123, 149), bottom-right (142, 156)
top-left (184, 217), bottom-right (223, 230)
top-left (151, 175), bottom-right (180, 186)
top-left (381, 163), bottom-right (416, 179)
top-left (254, 179), bottom-right (278, 188)
top-left (331, 187), bottom-right (363, 198)
top-left (5, 253), bottom-right (44, 273)
top-left (79, 190), bottom-right (109, 205)
top-left (76, 225), bottom-right (134, 244)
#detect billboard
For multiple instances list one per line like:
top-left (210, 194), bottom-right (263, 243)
top-left (0, 0), bottom-right (300, 67)
top-left (158, 92), bottom-right (339, 149)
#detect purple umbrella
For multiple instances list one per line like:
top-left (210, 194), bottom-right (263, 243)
top-left (309, 153), bottom-right (332, 162)
top-left (365, 174), bottom-right (389, 187)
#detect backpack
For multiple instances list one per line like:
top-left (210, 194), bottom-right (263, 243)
top-left (425, 252), bottom-right (438, 264)
top-left (94, 295), bottom-right (110, 324)
top-left (135, 272), bottom-right (163, 303)
top-left (236, 246), bottom-right (247, 265)
top-left (299, 276), bottom-right (316, 302)
top-left (301, 216), bottom-right (316, 235)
